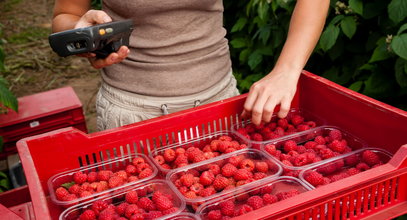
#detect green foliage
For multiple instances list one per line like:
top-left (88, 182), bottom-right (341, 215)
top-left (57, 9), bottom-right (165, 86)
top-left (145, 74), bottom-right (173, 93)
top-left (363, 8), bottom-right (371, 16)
top-left (0, 171), bottom-right (11, 193)
top-left (0, 23), bottom-right (18, 113)
top-left (91, 0), bottom-right (102, 10)
top-left (224, 0), bottom-right (407, 109)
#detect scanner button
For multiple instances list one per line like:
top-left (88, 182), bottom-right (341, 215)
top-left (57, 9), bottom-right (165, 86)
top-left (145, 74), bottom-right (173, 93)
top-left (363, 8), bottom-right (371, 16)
top-left (106, 28), bottom-right (113, 33)
top-left (99, 29), bottom-right (106, 35)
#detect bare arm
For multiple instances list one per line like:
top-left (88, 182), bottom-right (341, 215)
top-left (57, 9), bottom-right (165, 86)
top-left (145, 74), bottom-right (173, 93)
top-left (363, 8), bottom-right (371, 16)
top-left (52, 0), bottom-right (129, 69)
top-left (242, 0), bottom-right (330, 125)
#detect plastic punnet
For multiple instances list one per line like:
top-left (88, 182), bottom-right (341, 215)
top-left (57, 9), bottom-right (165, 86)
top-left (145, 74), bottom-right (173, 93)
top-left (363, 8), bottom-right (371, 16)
top-left (231, 108), bottom-right (325, 149)
top-left (300, 148), bottom-right (393, 189)
top-left (150, 131), bottom-right (250, 176)
top-left (166, 148), bottom-right (282, 210)
top-left (196, 176), bottom-right (312, 219)
top-left (48, 153), bottom-right (158, 207)
top-left (261, 126), bottom-right (369, 177)
top-left (59, 179), bottom-right (185, 220)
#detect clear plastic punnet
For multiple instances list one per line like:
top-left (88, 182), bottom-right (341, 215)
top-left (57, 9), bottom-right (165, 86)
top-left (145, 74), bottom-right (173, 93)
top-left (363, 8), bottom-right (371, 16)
top-left (167, 212), bottom-right (201, 220)
top-left (59, 179), bottom-right (185, 220)
top-left (261, 126), bottom-right (369, 177)
top-left (300, 148), bottom-right (393, 189)
top-left (231, 108), bottom-right (326, 149)
top-left (166, 148), bottom-right (282, 210)
top-left (48, 153), bottom-right (158, 207)
top-left (150, 131), bottom-right (251, 176)
top-left (196, 176), bottom-right (312, 219)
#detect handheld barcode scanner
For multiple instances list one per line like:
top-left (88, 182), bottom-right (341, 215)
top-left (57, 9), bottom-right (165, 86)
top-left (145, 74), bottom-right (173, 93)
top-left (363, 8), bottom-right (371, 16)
top-left (49, 19), bottom-right (134, 58)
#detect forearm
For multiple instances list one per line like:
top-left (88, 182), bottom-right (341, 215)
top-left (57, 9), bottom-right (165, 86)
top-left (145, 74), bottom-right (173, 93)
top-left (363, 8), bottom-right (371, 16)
top-left (273, 0), bottom-right (329, 74)
top-left (52, 0), bottom-right (91, 32)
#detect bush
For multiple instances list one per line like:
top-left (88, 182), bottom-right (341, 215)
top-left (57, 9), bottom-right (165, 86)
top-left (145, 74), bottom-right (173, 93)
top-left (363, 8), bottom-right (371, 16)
top-left (224, 0), bottom-right (407, 109)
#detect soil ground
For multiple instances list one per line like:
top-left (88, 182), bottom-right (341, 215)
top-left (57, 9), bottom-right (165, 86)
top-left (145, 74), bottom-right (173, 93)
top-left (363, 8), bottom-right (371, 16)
top-left (1, 0), bottom-right (100, 133)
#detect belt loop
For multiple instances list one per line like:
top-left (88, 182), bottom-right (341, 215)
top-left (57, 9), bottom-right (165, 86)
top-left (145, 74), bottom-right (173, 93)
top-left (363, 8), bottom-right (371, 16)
top-left (161, 104), bottom-right (169, 115)
top-left (194, 100), bottom-right (201, 107)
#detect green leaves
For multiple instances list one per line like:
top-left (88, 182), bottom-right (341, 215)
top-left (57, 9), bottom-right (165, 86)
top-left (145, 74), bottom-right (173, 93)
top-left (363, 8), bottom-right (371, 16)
top-left (391, 34), bottom-right (407, 60)
top-left (340, 16), bottom-right (357, 39)
top-left (231, 18), bottom-right (248, 33)
top-left (230, 38), bottom-right (247, 49)
top-left (0, 76), bottom-right (18, 112)
top-left (319, 24), bottom-right (340, 52)
top-left (388, 0), bottom-right (407, 24)
top-left (349, 0), bottom-right (363, 15)
top-left (395, 58), bottom-right (407, 87)
top-left (0, 171), bottom-right (10, 193)
top-left (369, 38), bottom-right (391, 63)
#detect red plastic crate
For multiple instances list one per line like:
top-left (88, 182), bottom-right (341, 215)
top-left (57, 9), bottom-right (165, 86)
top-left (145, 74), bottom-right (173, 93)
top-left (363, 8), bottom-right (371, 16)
top-left (16, 71), bottom-right (407, 220)
top-left (0, 86), bottom-right (87, 159)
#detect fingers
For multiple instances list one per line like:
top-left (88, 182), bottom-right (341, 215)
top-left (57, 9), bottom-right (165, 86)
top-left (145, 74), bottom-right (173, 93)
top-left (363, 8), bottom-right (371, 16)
top-left (88, 46), bottom-right (130, 69)
top-left (75, 10), bottom-right (112, 28)
top-left (250, 93), bottom-right (268, 126)
top-left (278, 97), bottom-right (291, 118)
top-left (262, 97), bottom-right (277, 123)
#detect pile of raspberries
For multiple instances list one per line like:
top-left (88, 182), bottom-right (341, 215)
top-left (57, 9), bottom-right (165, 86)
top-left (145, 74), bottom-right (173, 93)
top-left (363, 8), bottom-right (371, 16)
top-left (153, 135), bottom-right (248, 170)
top-left (54, 157), bottom-right (154, 202)
top-left (264, 129), bottom-right (354, 176)
top-left (203, 185), bottom-right (301, 219)
top-left (170, 152), bottom-right (278, 202)
top-left (235, 113), bottom-right (318, 142)
top-left (66, 188), bottom-right (179, 220)
top-left (304, 149), bottom-right (384, 187)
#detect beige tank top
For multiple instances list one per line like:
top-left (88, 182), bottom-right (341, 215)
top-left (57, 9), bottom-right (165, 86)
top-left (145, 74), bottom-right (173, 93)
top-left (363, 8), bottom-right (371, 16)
top-left (101, 0), bottom-right (231, 96)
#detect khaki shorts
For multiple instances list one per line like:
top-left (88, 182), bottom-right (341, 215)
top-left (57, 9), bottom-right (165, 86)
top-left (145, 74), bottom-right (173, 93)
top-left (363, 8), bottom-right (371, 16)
top-left (96, 71), bottom-right (240, 131)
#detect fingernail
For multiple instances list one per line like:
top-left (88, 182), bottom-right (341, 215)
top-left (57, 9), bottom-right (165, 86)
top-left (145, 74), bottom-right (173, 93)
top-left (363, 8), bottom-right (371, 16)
top-left (104, 17), bottom-right (112, 23)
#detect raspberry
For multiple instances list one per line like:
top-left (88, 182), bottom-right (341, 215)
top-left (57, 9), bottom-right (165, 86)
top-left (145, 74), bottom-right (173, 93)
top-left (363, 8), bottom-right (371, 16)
top-left (347, 168), bottom-right (361, 176)
top-left (79, 191), bottom-right (92, 198)
top-left (329, 140), bottom-right (346, 153)
top-left (297, 124), bottom-right (310, 132)
top-left (207, 210), bottom-right (222, 220)
top-left (87, 172), bottom-right (98, 183)
top-left (97, 170), bottom-right (112, 181)
top-left (236, 204), bottom-right (253, 216)
top-left (130, 214), bottom-right (144, 220)
top-left (283, 140), bottom-right (298, 152)
top-left (96, 181), bottom-right (108, 192)
top-left (200, 171), bottom-right (215, 186)
top-left (220, 163), bottom-right (236, 177)
top-left (163, 148), bottom-right (176, 162)
top-left (329, 129), bottom-right (342, 141)
top-left (68, 184), bottom-right (80, 195)
top-left (277, 118), bottom-right (289, 129)
top-left (304, 141), bottom-right (317, 149)
top-left (247, 196), bottom-right (264, 210)
top-left (219, 200), bottom-right (235, 216)
top-left (73, 171), bottom-right (88, 184)
top-left (320, 148), bottom-right (335, 159)
top-left (125, 165), bottom-right (137, 175)
top-left (125, 191), bottom-right (138, 204)
top-left (154, 194), bottom-right (174, 211)
top-left (175, 148), bottom-right (186, 155)
top-left (180, 174), bottom-right (195, 187)
top-left (234, 169), bottom-right (252, 181)
top-left (138, 167), bottom-right (153, 179)
top-left (91, 200), bottom-right (110, 215)
top-left (263, 194), bottom-right (278, 205)
top-left (251, 133), bottom-right (263, 141)
top-left (162, 207), bottom-right (178, 215)
top-left (314, 136), bottom-right (326, 145)
top-left (293, 154), bottom-right (308, 166)
top-left (108, 176), bottom-right (124, 189)
top-left (290, 114), bottom-right (304, 125)
top-left (199, 186), bottom-right (216, 197)
top-left (209, 164), bottom-right (221, 175)
top-left (55, 187), bottom-right (69, 200)
top-left (132, 157), bottom-right (145, 166)
top-left (361, 150), bottom-right (381, 166)
top-left (305, 171), bottom-right (324, 186)
top-left (174, 154), bottom-right (188, 167)
top-left (79, 209), bottom-right (96, 220)
top-left (144, 211), bottom-right (163, 219)
top-left (190, 183), bottom-right (204, 194)
top-left (213, 176), bottom-right (230, 191)
top-left (356, 162), bottom-right (370, 171)
top-left (98, 208), bottom-right (117, 220)
top-left (276, 189), bottom-right (300, 200)
top-left (254, 161), bottom-right (269, 173)
top-left (227, 155), bottom-right (244, 167)
top-left (253, 172), bottom-right (267, 180)
top-left (115, 202), bottom-right (129, 216)
top-left (240, 159), bottom-right (255, 172)
top-left (344, 153), bottom-right (360, 166)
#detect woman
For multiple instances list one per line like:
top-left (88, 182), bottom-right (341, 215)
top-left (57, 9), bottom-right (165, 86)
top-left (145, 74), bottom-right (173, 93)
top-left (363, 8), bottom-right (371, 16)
top-left (52, 0), bottom-right (329, 130)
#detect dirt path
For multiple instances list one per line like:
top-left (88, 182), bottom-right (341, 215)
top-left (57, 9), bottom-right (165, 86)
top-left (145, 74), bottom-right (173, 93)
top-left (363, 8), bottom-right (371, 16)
top-left (1, 0), bottom-right (99, 133)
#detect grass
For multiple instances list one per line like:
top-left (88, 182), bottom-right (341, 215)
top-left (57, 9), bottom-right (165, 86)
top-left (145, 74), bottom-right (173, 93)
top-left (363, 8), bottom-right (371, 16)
top-left (2, 0), bottom-right (23, 12)
top-left (7, 27), bottom-right (50, 44)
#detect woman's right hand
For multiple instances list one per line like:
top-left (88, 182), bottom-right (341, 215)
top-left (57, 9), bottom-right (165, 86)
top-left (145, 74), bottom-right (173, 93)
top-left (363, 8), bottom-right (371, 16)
top-left (75, 10), bottom-right (130, 69)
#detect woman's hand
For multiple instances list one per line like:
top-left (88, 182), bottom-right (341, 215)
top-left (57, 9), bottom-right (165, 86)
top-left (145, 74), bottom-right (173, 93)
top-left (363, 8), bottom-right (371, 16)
top-left (74, 10), bottom-right (130, 69)
top-left (241, 67), bottom-right (301, 125)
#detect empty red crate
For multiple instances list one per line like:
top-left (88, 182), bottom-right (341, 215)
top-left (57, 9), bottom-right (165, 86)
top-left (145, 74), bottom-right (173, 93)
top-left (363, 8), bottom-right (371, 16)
top-left (16, 71), bottom-right (407, 220)
top-left (0, 86), bottom-right (87, 159)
